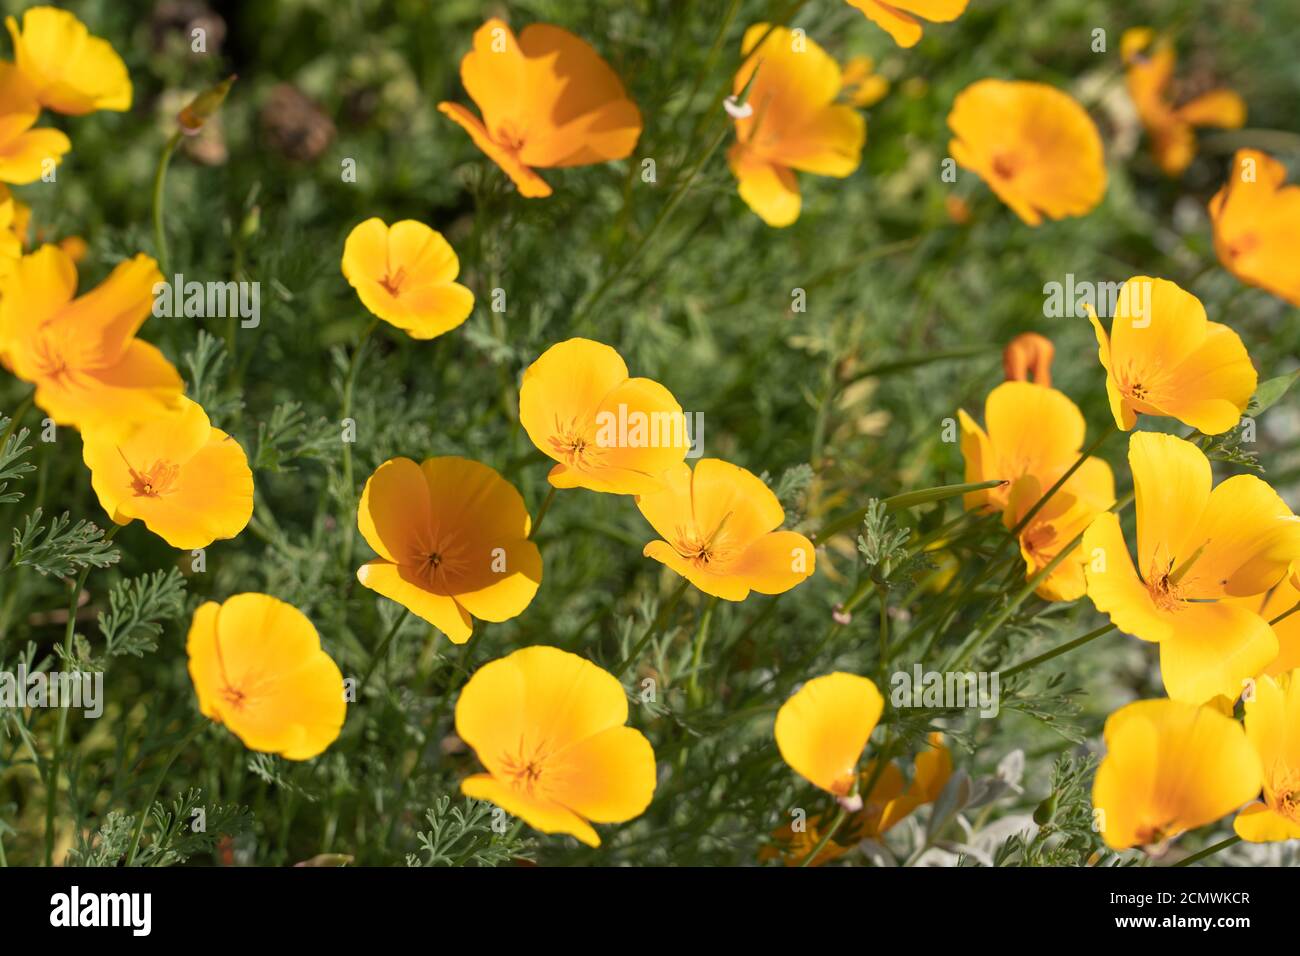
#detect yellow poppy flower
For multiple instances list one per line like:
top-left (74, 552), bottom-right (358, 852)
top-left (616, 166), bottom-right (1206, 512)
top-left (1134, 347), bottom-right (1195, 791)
top-left (775, 672), bottom-right (883, 803)
top-left (637, 458), bottom-right (816, 602)
top-left (186, 593), bottom-right (346, 761)
top-left (82, 397), bottom-right (254, 550)
top-left (0, 245), bottom-right (183, 429)
top-left (1209, 149), bottom-right (1300, 308)
top-left (957, 380), bottom-right (1099, 517)
top-left (437, 18), bottom-right (641, 199)
top-left (847, 732), bottom-right (953, 839)
top-left (1093, 698), bottom-right (1262, 850)
top-left (340, 218), bottom-right (474, 340)
top-left (840, 56), bottom-right (889, 109)
top-left (0, 62), bottom-right (71, 184)
top-left (1086, 276), bottom-right (1255, 436)
top-left (844, 0), bottom-right (969, 48)
top-left (455, 645), bottom-right (656, 847)
top-left (6, 6), bottom-right (131, 115)
top-left (356, 456), bottom-right (542, 644)
top-left (1234, 671), bottom-right (1300, 842)
top-left (948, 79), bottom-right (1105, 226)
top-left (518, 338), bottom-right (689, 495)
top-left (727, 24), bottom-right (865, 228)
top-left (1007, 460), bottom-right (1115, 603)
top-left (1083, 432), bottom-right (1300, 704)
top-left (1002, 332), bottom-right (1054, 387)
top-left (1121, 28), bottom-right (1244, 177)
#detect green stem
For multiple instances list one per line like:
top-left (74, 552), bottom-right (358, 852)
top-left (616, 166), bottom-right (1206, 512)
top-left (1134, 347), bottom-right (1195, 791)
top-left (1268, 601), bottom-right (1300, 627)
top-left (616, 578), bottom-right (691, 678)
top-left (817, 480), bottom-right (1004, 540)
top-left (798, 804), bottom-right (848, 868)
top-left (1002, 623), bottom-right (1117, 679)
top-left (1174, 835), bottom-right (1240, 867)
top-left (529, 486), bottom-right (557, 540)
top-left (339, 317), bottom-right (379, 569)
top-left (688, 596), bottom-right (719, 706)
top-left (43, 525), bottom-right (121, 866)
top-left (151, 130), bottom-right (183, 277)
top-left (124, 721), bottom-right (206, 866)
top-left (1008, 428), bottom-right (1114, 537)
top-left (357, 608), bottom-right (411, 697)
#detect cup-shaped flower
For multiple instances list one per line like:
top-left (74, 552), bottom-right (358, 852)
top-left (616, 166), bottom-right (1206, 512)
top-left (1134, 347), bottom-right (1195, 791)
top-left (1209, 149), bottom-right (1300, 308)
top-left (1083, 432), bottom-right (1300, 703)
top-left (948, 79), bottom-right (1105, 226)
top-left (82, 397), bottom-right (254, 550)
top-left (727, 25), bottom-right (864, 228)
top-left (356, 456), bottom-right (542, 644)
top-left (0, 245), bottom-right (183, 429)
top-left (6, 6), bottom-right (131, 115)
top-left (636, 459), bottom-right (815, 601)
top-left (957, 380), bottom-right (1099, 517)
top-left (1092, 698), bottom-right (1261, 851)
top-left (843, 0), bottom-right (969, 48)
top-left (1234, 672), bottom-right (1300, 842)
top-left (775, 672), bottom-right (883, 803)
top-left (1006, 461), bottom-right (1114, 602)
top-left (519, 338), bottom-right (689, 495)
top-left (340, 218), bottom-right (474, 340)
top-left (437, 18), bottom-right (641, 199)
top-left (1086, 276), bottom-right (1255, 435)
top-left (186, 593), bottom-right (346, 760)
top-left (0, 63), bottom-right (70, 184)
top-left (455, 645), bottom-right (656, 847)
top-left (1121, 28), bottom-right (1244, 177)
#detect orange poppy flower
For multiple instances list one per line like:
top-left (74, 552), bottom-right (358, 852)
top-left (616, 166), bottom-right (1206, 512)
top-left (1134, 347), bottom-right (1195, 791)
top-left (948, 79), bottom-right (1105, 226)
top-left (437, 18), bottom-right (641, 198)
top-left (1086, 276), bottom-right (1255, 436)
top-left (356, 456), bottom-right (542, 644)
top-left (1121, 28), bottom-right (1244, 177)
top-left (636, 459), bottom-right (815, 602)
top-left (6, 6), bottom-right (131, 115)
top-left (728, 24), bottom-right (865, 227)
top-left (341, 218), bottom-right (474, 340)
top-left (1209, 149), bottom-right (1300, 307)
top-left (455, 645), bottom-right (656, 847)
top-left (187, 593), bottom-right (346, 760)
top-left (1002, 332), bottom-right (1054, 387)
top-left (775, 672), bottom-right (882, 805)
top-left (0, 62), bottom-right (70, 184)
top-left (1234, 671), bottom-right (1300, 843)
top-left (1083, 432), bottom-right (1300, 704)
top-left (846, 732), bottom-right (953, 839)
top-left (844, 0), bottom-right (969, 48)
top-left (82, 397), bottom-right (254, 550)
top-left (518, 338), bottom-right (689, 496)
top-left (0, 245), bottom-right (183, 429)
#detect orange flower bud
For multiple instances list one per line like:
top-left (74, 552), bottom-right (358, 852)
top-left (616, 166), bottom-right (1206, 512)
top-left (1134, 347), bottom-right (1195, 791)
top-left (1002, 332), bottom-right (1055, 387)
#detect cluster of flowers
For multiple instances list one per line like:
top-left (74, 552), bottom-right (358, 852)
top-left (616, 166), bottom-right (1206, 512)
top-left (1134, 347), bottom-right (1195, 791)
top-left (6, 2), bottom-right (1300, 857)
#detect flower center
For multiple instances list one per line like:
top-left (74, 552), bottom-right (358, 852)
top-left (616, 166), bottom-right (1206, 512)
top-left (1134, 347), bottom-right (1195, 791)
top-left (1269, 768), bottom-right (1300, 822)
top-left (1145, 561), bottom-right (1185, 612)
top-left (991, 153), bottom-right (1020, 180)
top-left (221, 684), bottom-right (247, 711)
top-left (379, 266), bottom-right (407, 296)
top-left (500, 745), bottom-right (551, 796)
top-left (549, 415), bottom-right (601, 470)
top-left (495, 122), bottom-right (527, 153)
top-left (124, 455), bottom-right (181, 498)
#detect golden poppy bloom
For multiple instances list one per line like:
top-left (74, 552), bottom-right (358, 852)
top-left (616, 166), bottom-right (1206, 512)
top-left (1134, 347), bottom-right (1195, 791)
top-left (6, 6), bottom-right (131, 115)
top-left (82, 397), bottom-right (254, 550)
top-left (187, 593), bottom-right (346, 760)
top-left (847, 732), bottom-right (953, 840)
top-left (1006, 460), bottom-right (1115, 603)
top-left (844, 0), bottom-right (969, 48)
top-left (518, 338), bottom-right (689, 495)
top-left (637, 459), bottom-right (815, 602)
top-left (727, 25), bottom-right (865, 228)
top-left (1209, 149), bottom-right (1300, 307)
top-left (0, 62), bottom-right (71, 184)
top-left (1083, 432), bottom-right (1300, 704)
top-left (0, 245), bottom-right (183, 429)
top-left (1093, 698), bottom-right (1261, 851)
top-left (840, 56), bottom-right (889, 108)
top-left (1121, 28), bottom-right (1244, 177)
top-left (1234, 672), bottom-right (1300, 842)
top-left (957, 380), bottom-right (1101, 517)
top-left (948, 79), bottom-right (1105, 226)
top-left (437, 18), bottom-right (641, 198)
top-left (340, 218), bottom-right (474, 340)
top-left (1086, 276), bottom-right (1255, 436)
top-left (356, 456), bottom-right (542, 644)
top-left (775, 672), bottom-right (883, 804)
top-left (455, 645), bottom-right (656, 847)
top-left (1002, 332), bottom-right (1054, 387)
